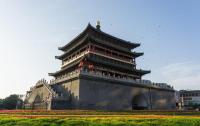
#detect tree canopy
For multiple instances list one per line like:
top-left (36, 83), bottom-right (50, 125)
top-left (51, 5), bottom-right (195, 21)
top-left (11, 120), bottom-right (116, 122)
top-left (0, 94), bottom-right (23, 109)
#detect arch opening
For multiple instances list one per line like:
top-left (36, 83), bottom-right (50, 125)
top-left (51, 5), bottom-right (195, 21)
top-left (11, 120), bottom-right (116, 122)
top-left (132, 94), bottom-right (148, 110)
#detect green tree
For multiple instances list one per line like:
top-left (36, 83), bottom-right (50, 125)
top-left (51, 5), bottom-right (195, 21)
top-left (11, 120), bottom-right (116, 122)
top-left (3, 94), bottom-right (23, 109)
top-left (0, 99), bottom-right (3, 109)
top-left (193, 103), bottom-right (200, 109)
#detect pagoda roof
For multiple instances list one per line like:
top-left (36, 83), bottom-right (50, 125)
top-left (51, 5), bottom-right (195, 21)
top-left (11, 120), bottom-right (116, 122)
top-left (133, 52), bottom-right (144, 58)
top-left (58, 23), bottom-right (140, 51)
top-left (50, 53), bottom-right (150, 77)
top-left (135, 69), bottom-right (151, 76)
top-left (55, 50), bottom-right (143, 60)
top-left (49, 57), bottom-right (83, 77)
top-left (85, 53), bottom-right (150, 75)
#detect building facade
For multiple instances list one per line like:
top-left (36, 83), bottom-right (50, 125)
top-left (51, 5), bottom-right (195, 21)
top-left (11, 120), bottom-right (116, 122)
top-left (178, 90), bottom-right (200, 110)
top-left (24, 23), bottom-right (176, 110)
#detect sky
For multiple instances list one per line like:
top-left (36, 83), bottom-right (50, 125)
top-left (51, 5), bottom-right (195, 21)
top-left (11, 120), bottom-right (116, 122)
top-left (0, 0), bottom-right (200, 98)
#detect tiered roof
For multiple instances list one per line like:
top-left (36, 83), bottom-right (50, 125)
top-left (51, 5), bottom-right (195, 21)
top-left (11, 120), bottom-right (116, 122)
top-left (58, 23), bottom-right (140, 51)
top-left (49, 23), bottom-right (150, 77)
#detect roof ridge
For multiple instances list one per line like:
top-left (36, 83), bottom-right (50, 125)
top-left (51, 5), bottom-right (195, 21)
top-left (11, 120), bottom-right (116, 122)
top-left (58, 23), bottom-right (140, 51)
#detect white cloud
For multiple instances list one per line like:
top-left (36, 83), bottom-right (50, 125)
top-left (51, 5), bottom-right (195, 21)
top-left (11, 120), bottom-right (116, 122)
top-left (152, 62), bottom-right (200, 90)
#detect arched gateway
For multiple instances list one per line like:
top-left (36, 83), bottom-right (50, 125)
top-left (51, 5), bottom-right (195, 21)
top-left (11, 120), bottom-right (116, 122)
top-left (132, 94), bottom-right (149, 110)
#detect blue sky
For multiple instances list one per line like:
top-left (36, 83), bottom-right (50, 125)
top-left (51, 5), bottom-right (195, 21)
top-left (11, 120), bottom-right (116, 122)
top-left (0, 0), bottom-right (200, 98)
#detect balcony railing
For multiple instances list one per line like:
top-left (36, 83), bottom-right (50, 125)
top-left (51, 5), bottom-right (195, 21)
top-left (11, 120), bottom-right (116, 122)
top-left (62, 50), bottom-right (89, 67)
top-left (50, 70), bottom-right (80, 84)
top-left (49, 70), bottom-right (173, 90)
top-left (62, 50), bottom-right (134, 68)
top-left (80, 70), bottom-right (173, 89)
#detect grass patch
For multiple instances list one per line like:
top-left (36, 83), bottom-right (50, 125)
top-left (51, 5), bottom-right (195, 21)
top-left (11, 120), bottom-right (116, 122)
top-left (1, 116), bottom-right (200, 126)
top-left (1, 110), bottom-right (200, 126)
